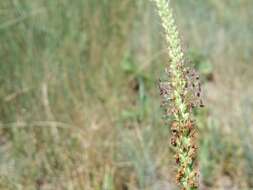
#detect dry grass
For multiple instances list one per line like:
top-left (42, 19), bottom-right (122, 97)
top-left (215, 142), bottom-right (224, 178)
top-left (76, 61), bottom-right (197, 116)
top-left (0, 0), bottom-right (253, 189)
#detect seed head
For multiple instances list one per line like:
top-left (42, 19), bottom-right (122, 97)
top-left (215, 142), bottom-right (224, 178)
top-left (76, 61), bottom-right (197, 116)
top-left (152, 0), bottom-right (203, 189)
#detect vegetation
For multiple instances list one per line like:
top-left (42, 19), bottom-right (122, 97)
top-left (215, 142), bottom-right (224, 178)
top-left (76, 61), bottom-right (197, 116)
top-left (0, 0), bottom-right (253, 189)
top-left (153, 0), bottom-right (201, 189)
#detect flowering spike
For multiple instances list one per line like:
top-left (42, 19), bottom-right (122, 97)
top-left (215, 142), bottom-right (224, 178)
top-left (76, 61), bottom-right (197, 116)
top-left (151, 0), bottom-right (203, 189)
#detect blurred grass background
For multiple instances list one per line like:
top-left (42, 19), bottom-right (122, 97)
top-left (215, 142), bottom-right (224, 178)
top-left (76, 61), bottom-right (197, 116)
top-left (0, 0), bottom-right (253, 189)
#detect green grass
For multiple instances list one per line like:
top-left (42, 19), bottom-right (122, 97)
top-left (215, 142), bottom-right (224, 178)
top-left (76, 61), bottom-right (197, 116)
top-left (0, 0), bottom-right (253, 189)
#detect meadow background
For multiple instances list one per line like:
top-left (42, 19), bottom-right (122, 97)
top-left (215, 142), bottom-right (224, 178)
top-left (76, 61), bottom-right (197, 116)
top-left (0, 0), bottom-right (253, 189)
